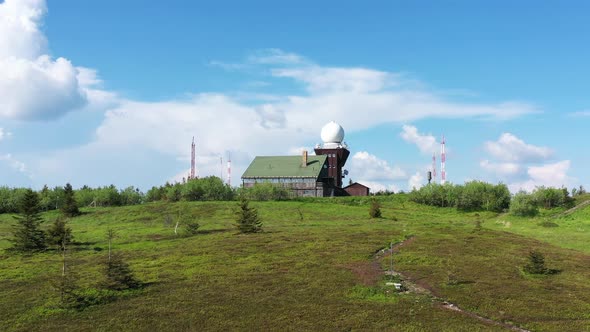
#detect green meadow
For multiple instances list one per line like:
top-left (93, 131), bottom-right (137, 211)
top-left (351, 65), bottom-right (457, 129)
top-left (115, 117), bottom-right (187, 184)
top-left (1, 195), bottom-right (589, 331)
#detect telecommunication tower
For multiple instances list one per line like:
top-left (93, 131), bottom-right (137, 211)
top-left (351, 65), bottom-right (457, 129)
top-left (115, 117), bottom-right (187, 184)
top-left (440, 135), bottom-right (446, 185)
top-left (189, 137), bottom-right (196, 180)
top-left (432, 152), bottom-right (437, 183)
top-left (227, 153), bottom-right (232, 186)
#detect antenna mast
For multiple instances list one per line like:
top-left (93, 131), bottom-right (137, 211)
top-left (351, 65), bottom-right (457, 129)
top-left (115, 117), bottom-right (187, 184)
top-left (227, 152), bottom-right (231, 186)
top-left (441, 135), bottom-right (446, 185)
top-left (190, 137), bottom-right (196, 180)
top-left (432, 152), bottom-right (437, 183)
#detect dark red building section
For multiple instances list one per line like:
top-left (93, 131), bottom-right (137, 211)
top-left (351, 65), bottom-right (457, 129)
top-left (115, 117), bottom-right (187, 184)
top-left (343, 182), bottom-right (370, 196)
top-left (314, 147), bottom-right (350, 188)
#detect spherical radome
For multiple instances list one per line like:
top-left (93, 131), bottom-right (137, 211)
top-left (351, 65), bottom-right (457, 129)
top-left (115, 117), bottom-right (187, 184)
top-left (321, 121), bottom-right (345, 143)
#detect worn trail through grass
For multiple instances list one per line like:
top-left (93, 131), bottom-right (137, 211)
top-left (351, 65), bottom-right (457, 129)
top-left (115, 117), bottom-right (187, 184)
top-left (373, 236), bottom-right (531, 332)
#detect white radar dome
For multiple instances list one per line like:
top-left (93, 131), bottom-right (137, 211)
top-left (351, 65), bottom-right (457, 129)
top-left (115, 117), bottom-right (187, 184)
top-left (321, 121), bottom-right (345, 143)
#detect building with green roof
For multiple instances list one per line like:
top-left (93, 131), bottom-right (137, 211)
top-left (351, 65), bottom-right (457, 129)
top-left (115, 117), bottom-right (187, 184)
top-left (241, 121), bottom-right (370, 197)
top-left (241, 153), bottom-right (333, 197)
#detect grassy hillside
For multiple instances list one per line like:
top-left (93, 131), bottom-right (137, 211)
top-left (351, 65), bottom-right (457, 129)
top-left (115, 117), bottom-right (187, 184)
top-left (486, 200), bottom-right (590, 254)
top-left (1, 196), bottom-right (589, 331)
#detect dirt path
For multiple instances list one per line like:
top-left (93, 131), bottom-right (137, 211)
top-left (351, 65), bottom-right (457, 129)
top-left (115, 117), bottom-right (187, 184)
top-left (373, 237), bottom-right (530, 332)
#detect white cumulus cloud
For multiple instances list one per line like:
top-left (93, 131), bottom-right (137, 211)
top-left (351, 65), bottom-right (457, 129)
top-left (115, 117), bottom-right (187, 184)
top-left (484, 133), bottom-right (552, 163)
top-left (509, 160), bottom-right (574, 192)
top-left (349, 151), bottom-right (407, 182)
top-left (408, 171), bottom-right (425, 190)
top-left (400, 125), bottom-right (439, 154)
top-left (479, 160), bottom-right (523, 177)
top-left (0, 0), bottom-right (99, 121)
top-left (480, 132), bottom-right (566, 190)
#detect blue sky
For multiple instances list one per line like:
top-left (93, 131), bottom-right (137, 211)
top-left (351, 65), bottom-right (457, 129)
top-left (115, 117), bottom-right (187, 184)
top-left (0, 0), bottom-right (588, 192)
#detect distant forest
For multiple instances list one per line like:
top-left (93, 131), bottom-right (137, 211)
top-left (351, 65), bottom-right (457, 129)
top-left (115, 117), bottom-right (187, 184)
top-left (0, 177), bottom-right (586, 217)
top-left (0, 176), bottom-right (232, 214)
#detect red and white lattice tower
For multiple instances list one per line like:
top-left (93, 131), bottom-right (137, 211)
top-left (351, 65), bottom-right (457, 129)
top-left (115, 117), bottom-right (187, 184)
top-left (440, 135), bottom-right (446, 185)
top-left (432, 152), bottom-right (437, 183)
top-left (190, 137), bottom-right (196, 180)
top-left (227, 152), bottom-right (231, 186)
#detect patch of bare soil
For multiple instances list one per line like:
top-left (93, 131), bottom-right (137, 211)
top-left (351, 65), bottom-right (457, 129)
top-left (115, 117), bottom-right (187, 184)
top-left (343, 261), bottom-right (382, 286)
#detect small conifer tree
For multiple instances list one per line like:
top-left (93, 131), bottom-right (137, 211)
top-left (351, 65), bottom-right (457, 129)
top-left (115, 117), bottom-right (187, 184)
top-left (50, 264), bottom-right (81, 307)
top-left (524, 250), bottom-right (548, 274)
top-left (369, 198), bottom-right (382, 218)
top-left (102, 254), bottom-right (141, 290)
top-left (46, 217), bottom-right (73, 250)
top-left (61, 183), bottom-right (80, 217)
top-left (235, 198), bottom-right (262, 233)
top-left (185, 221), bottom-right (200, 235)
top-left (11, 189), bottom-right (47, 252)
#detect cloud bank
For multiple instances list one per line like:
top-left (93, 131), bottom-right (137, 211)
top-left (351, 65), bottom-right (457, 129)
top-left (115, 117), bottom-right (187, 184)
top-left (400, 125), bottom-right (438, 155)
top-left (484, 133), bottom-right (552, 163)
top-left (0, 0), bottom-right (92, 121)
top-left (1, 1), bottom-right (546, 190)
top-left (480, 133), bottom-right (573, 192)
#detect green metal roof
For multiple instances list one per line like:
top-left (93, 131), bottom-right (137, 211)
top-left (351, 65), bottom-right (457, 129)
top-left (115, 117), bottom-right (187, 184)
top-left (242, 155), bottom-right (327, 179)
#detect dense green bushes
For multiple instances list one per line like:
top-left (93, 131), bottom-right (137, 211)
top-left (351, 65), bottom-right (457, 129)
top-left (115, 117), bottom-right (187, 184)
top-left (509, 187), bottom-right (574, 217)
top-left (409, 181), bottom-right (511, 212)
top-left (0, 187), bottom-right (30, 214)
top-left (509, 191), bottom-right (539, 217)
top-left (237, 183), bottom-right (290, 201)
top-left (145, 176), bottom-right (234, 202)
top-left (531, 186), bottom-right (574, 209)
top-left (409, 181), bottom-right (575, 215)
top-left (75, 185), bottom-right (141, 207)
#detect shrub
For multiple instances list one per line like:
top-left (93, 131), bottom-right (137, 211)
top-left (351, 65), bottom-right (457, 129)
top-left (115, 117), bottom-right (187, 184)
top-left (369, 198), bottom-right (382, 218)
top-left (538, 221), bottom-right (559, 228)
top-left (185, 222), bottom-right (200, 235)
top-left (182, 176), bottom-right (234, 201)
top-left (145, 186), bottom-right (166, 202)
top-left (166, 184), bottom-right (183, 202)
top-left (119, 186), bottom-right (144, 205)
top-left (409, 181), bottom-right (510, 212)
top-left (510, 191), bottom-right (539, 217)
top-left (239, 183), bottom-right (290, 201)
top-left (51, 270), bottom-right (80, 308)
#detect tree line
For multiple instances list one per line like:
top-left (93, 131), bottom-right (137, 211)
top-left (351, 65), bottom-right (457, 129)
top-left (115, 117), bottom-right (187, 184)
top-left (2, 178), bottom-right (585, 216)
top-left (409, 181), bottom-right (577, 215)
top-left (0, 184), bottom-right (143, 213)
top-left (0, 177), bottom-right (298, 214)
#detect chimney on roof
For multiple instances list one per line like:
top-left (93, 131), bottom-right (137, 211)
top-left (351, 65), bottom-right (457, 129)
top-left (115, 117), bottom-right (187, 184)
top-left (302, 150), bottom-right (308, 167)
